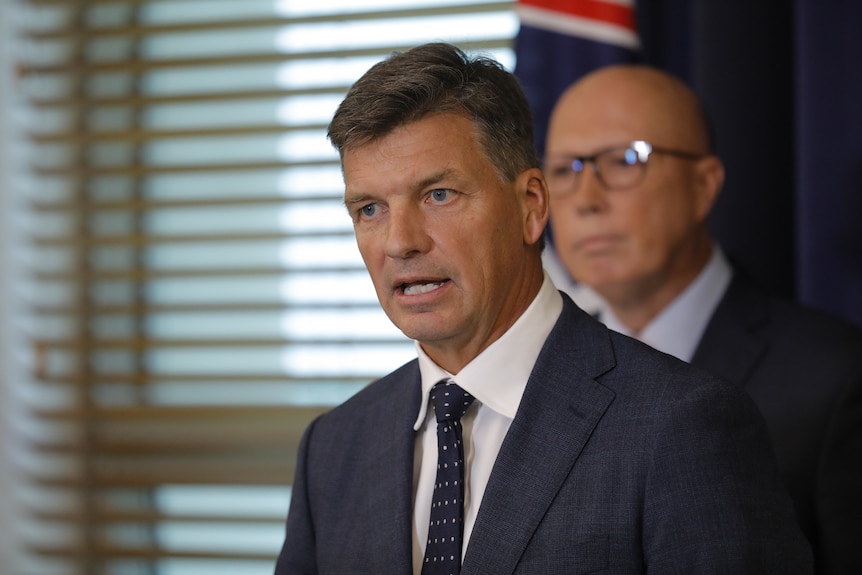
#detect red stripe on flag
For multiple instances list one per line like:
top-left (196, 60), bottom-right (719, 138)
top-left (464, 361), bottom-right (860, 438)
top-left (518, 0), bottom-right (637, 31)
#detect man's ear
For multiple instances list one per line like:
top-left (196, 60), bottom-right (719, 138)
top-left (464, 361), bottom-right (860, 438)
top-left (518, 167), bottom-right (550, 245)
top-left (694, 155), bottom-right (725, 221)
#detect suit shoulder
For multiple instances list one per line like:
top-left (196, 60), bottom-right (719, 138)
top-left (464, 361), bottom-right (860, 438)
top-left (603, 328), bottom-right (748, 406)
top-left (544, 298), bottom-right (734, 399)
top-left (722, 271), bottom-right (862, 351)
top-left (769, 296), bottom-right (862, 346)
top-left (610, 328), bottom-right (722, 380)
top-left (313, 358), bottom-right (420, 426)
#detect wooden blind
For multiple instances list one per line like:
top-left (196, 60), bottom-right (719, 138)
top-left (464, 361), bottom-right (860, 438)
top-left (8, 0), bottom-right (516, 573)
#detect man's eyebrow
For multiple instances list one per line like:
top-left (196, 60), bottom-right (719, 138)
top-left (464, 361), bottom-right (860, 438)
top-left (413, 169), bottom-right (455, 191)
top-left (344, 193), bottom-right (370, 207)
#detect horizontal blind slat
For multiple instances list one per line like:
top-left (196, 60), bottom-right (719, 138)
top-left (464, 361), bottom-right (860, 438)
top-left (31, 194), bottom-right (346, 210)
top-left (33, 230), bottom-right (353, 246)
top-left (30, 85), bottom-right (354, 107)
top-left (32, 373), bottom-right (374, 384)
top-left (33, 510), bottom-right (288, 524)
top-left (25, 2), bottom-right (514, 38)
top-left (33, 157), bottom-right (338, 176)
top-left (30, 121), bottom-right (331, 143)
top-left (22, 39), bottom-right (512, 74)
top-left (27, 545), bottom-right (281, 562)
top-left (35, 336), bottom-right (407, 348)
top-left (34, 302), bottom-right (381, 313)
top-left (28, 465), bottom-right (300, 487)
top-left (33, 265), bottom-right (365, 280)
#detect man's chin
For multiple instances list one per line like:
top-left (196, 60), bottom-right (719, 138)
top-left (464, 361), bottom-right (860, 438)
top-left (572, 267), bottom-right (624, 290)
top-left (391, 314), bottom-right (456, 346)
top-left (573, 269), bottom-right (634, 297)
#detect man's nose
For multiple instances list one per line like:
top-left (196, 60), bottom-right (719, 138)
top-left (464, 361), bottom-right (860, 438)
top-left (571, 162), bottom-right (609, 215)
top-left (384, 205), bottom-right (432, 258)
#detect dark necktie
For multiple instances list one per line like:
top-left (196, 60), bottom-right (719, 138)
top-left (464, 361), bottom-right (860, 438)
top-left (422, 379), bottom-right (476, 575)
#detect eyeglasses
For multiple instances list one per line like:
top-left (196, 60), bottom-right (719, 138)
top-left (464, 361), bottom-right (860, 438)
top-left (544, 140), bottom-right (705, 195)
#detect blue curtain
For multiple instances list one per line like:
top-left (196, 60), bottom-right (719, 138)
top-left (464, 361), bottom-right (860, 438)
top-left (794, 1), bottom-right (862, 329)
top-left (515, 0), bottom-right (862, 329)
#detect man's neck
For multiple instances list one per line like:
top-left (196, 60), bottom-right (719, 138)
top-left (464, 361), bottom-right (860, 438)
top-left (601, 245), bottom-right (733, 362)
top-left (606, 241), bottom-right (713, 334)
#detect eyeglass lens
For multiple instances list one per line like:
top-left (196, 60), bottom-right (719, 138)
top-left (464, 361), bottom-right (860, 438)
top-left (546, 146), bottom-right (646, 194)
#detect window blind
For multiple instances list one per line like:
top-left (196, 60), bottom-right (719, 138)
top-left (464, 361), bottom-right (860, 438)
top-left (7, 0), bottom-right (517, 573)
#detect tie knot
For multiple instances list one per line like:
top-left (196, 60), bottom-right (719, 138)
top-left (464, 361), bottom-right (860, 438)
top-left (430, 380), bottom-right (475, 423)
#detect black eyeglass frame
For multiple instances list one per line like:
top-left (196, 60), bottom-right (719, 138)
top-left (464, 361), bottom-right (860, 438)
top-left (544, 140), bottom-right (707, 193)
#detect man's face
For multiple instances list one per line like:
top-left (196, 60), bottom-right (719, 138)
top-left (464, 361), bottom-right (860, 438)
top-left (546, 86), bottom-right (709, 305)
top-left (343, 113), bottom-right (542, 370)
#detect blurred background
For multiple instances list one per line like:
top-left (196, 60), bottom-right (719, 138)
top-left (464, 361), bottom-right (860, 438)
top-left (0, 1), bottom-right (515, 573)
top-left (1, 1), bottom-right (859, 574)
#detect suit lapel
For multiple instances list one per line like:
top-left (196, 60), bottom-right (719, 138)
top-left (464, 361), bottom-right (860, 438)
top-left (691, 273), bottom-right (769, 386)
top-left (462, 298), bottom-right (617, 575)
top-left (354, 363), bottom-right (420, 574)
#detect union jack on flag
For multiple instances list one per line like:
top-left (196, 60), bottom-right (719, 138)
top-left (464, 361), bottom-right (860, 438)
top-left (515, 0), bottom-right (640, 49)
top-left (514, 0), bottom-right (643, 156)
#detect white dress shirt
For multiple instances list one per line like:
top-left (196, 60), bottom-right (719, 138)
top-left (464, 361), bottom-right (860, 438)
top-left (411, 272), bottom-right (563, 573)
top-left (601, 246), bottom-right (733, 362)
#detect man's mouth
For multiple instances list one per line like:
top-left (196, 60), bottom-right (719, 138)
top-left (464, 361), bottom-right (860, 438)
top-left (400, 280), bottom-right (447, 296)
top-left (575, 234), bottom-right (621, 254)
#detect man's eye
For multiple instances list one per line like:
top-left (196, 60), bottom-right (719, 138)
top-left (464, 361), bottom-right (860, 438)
top-left (360, 203), bottom-right (377, 217)
top-left (609, 157), bottom-right (633, 168)
top-left (546, 160), bottom-right (582, 178)
top-left (606, 149), bottom-right (639, 167)
top-left (430, 189), bottom-right (450, 202)
top-left (547, 164), bottom-right (571, 177)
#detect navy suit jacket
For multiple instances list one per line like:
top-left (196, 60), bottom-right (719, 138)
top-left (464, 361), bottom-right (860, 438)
top-left (276, 295), bottom-right (812, 574)
top-left (691, 272), bottom-right (862, 574)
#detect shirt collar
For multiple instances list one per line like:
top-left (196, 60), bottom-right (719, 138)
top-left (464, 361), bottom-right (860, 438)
top-left (413, 272), bottom-right (564, 430)
top-left (601, 246), bottom-right (732, 362)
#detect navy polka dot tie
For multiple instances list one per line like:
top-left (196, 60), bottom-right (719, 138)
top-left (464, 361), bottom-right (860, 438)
top-left (422, 380), bottom-right (475, 575)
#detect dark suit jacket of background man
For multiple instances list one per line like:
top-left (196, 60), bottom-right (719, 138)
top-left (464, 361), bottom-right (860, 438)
top-left (276, 295), bottom-right (812, 575)
top-left (691, 270), bottom-right (862, 574)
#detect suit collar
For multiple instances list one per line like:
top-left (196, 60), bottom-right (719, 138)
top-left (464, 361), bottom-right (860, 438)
top-left (691, 270), bottom-right (770, 385)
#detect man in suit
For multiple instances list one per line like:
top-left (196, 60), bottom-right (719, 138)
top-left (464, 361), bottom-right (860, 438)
top-left (275, 43), bottom-right (812, 574)
top-left (544, 64), bottom-right (862, 574)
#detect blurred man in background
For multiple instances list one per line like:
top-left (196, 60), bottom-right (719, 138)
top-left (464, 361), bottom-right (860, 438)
top-left (545, 64), bottom-right (862, 574)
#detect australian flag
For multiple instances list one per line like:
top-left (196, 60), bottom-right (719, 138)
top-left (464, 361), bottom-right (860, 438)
top-left (514, 0), bottom-right (642, 158)
top-left (514, 0), bottom-right (642, 311)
